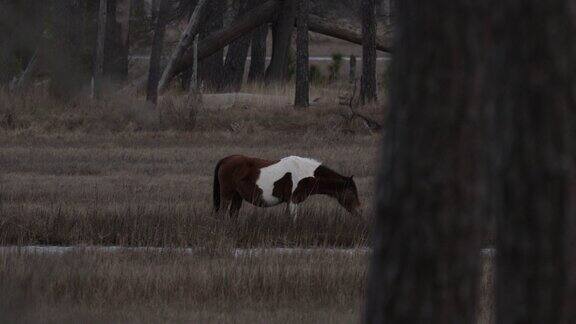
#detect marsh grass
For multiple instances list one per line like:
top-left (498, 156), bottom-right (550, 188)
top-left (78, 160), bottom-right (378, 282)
top-left (0, 250), bottom-right (368, 323)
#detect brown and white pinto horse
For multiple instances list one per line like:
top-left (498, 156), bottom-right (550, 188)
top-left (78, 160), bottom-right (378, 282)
top-left (213, 155), bottom-right (361, 218)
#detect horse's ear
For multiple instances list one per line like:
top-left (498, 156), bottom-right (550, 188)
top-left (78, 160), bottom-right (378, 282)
top-left (350, 175), bottom-right (354, 180)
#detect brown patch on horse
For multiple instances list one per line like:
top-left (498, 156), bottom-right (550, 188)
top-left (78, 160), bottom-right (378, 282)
top-left (215, 155), bottom-right (278, 211)
top-left (272, 172), bottom-right (293, 202)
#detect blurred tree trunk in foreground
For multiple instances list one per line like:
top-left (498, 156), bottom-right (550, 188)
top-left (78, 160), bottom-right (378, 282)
top-left (146, 0), bottom-right (170, 104)
top-left (199, 0), bottom-right (225, 91)
top-left (364, 0), bottom-right (485, 322)
top-left (294, 0), bottom-right (309, 108)
top-left (488, 1), bottom-right (576, 322)
top-left (360, 0), bottom-right (377, 104)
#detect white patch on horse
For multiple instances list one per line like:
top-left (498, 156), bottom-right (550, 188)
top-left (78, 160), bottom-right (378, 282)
top-left (256, 156), bottom-right (321, 206)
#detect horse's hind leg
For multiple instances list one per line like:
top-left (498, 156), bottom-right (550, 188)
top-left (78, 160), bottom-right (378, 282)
top-left (229, 193), bottom-right (243, 219)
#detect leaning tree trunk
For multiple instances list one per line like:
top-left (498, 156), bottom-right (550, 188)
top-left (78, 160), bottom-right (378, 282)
top-left (360, 0), bottom-right (377, 104)
top-left (364, 0), bottom-right (485, 322)
top-left (487, 1), bottom-right (576, 322)
top-left (221, 0), bottom-right (256, 92)
top-left (265, 0), bottom-right (297, 83)
top-left (294, 0), bottom-right (309, 108)
top-left (159, 0), bottom-right (210, 92)
top-left (248, 23), bottom-right (268, 83)
top-left (199, 0), bottom-right (225, 91)
top-left (146, 0), bottom-right (170, 104)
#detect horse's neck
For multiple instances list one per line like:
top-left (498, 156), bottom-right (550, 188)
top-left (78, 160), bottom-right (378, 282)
top-left (313, 175), bottom-right (345, 197)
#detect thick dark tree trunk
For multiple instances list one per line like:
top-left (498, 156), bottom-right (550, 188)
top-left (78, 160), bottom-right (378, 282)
top-left (146, 0), bottom-right (169, 104)
top-left (488, 1), bottom-right (576, 323)
top-left (248, 23), bottom-right (268, 83)
top-left (364, 0), bottom-right (485, 322)
top-left (265, 0), bottom-right (296, 83)
top-left (221, 0), bottom-right (255, 92)
top-left (294, 0), bottom-right (309, 108)
top-left (49, 0), bottom-right (88, 99)
top-left (349, 54), bottom-right (356, 84)
top-left (360, 0), bottom-right (377, 104)
top-left (102, 0), bottom-right (131, 82)
top-left (199, 0), bottom-right (225, 91)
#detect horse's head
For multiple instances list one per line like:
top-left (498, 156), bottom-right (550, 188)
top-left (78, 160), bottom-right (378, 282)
top-left (337, 176), bottom-right (362, 216)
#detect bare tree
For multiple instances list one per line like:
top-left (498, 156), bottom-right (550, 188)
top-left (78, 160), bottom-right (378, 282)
top-left (107, 0), bottom-right (132, 81)
top-left (294, 0), bottom-right (309, 108)
top-left (349, 54), bottom-right (356, 84)
top-left (265, 0), bottom-right (296, 83)
top-left (199, 0), bottom-right (225, 91)
top-left (221, 0), bottom-right (256, 92)
top-left (146, 0), bottom-right (170, 104)
top-left (364, 0), bottom-right (485, 322)
top-left (133, 0), bottom-right (395, 92)
top-left (248, 24), bottom-right (268, 83)
top-left (152, 0), bottom-right (280, 90)
top-left (360, 0), bottom-right (377, 104)
top-left (487, 1), bottom-right (576, 322)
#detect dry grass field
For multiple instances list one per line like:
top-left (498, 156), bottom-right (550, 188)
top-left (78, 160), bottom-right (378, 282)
top-left (0, 250), bottom-right (368, 323)
top-left (0, 83), bottom-right (383, 322)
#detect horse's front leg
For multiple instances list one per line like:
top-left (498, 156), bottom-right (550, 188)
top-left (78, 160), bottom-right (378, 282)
top-left (229, 193), bottom-right (243, 219)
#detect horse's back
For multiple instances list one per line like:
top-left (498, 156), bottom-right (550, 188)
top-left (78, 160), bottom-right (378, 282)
top-left (217, 155), bottom-right (276, 182)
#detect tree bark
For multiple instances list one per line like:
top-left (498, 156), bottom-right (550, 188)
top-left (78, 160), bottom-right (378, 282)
top-left (49, 0), bottom-right (87, 99)
top-left (93, 0), bottom-right (108, 99)
top-left (248, 23), bottom-right (268, 83)
top-left (487, 1), bottom-right (576, 322)
top-left (364, 0), bottom-right (484, 322)
top-left (158, 0), bottom-right (210, 92)
top-left (264, 0), bottom-right (297, 83)
top-left (221, 0), bottom-right (255, 92)
top-left (146, 0), bottom-right (170, 104)
top-left (199, 0), bottom-right (225, 91)
top-left (95, 0), bottom-right (130, 83)
top-left (360, 0), bottom-right (377, 104)
top-left (349, 54), bottom-right (356, 84)
top-left (294, 0), bottom-right (309, 108)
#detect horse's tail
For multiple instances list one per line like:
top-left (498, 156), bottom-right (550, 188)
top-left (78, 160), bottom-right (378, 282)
top-left (213, 159), bottom-right (223, 212)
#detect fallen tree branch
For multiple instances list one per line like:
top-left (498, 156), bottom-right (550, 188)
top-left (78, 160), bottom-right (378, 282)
top-left (338, 81), bottom-right (382, 133)
top-left (308, 15), bottom-right (392, 52)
